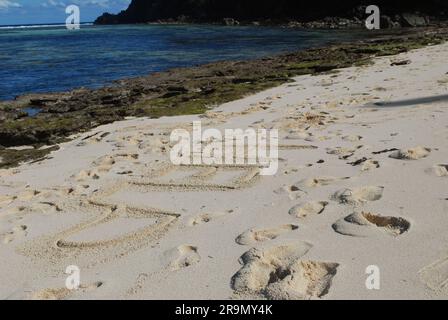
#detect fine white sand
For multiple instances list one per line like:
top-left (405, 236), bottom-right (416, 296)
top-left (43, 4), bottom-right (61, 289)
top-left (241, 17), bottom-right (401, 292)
top-left (1, 42), bottom-right (448, 300)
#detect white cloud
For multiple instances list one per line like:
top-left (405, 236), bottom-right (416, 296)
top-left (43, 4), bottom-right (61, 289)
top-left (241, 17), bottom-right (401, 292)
top-left (39, 0), bottom-right (131, 9)
top-left (0, 0), bottom-right (22, 10)
top-left (71, 0), bottom-right (131, 8)
top-left (41, 0), bottom-right (66, 8)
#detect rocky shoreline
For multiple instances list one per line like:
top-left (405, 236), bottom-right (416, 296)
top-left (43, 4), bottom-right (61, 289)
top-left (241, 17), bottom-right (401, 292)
top-left (97, 13), bottom-right (448, 30)
top-left (1, 27), bottom-right (448, 168)
top-left (94, 0), bottom-right (448, 29)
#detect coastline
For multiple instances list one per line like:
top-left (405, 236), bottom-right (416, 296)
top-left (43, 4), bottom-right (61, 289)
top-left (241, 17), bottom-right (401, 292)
top-left (95, 17), bottom-right (366, 29)
top-left (94, 17), bottom-right (448, 29)
top-left (93, 0), bottom-right (448, 29)
top-left (1, 37), bottom-right (448, 299)
top-left (1, 27), bottom-right (448, 169)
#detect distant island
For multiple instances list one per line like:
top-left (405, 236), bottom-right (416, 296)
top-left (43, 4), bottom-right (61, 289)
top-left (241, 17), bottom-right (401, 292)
top-left (95, 0), bottom-right (448, 28)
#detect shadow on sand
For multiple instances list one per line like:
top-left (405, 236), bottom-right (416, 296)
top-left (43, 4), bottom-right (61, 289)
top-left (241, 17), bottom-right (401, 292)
top-left (367, 94), bottom-right (448, 108)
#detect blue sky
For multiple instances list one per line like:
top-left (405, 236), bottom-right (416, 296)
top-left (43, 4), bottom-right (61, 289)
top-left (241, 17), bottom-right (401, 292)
top-left (0, 0), bottom-right (131, 25)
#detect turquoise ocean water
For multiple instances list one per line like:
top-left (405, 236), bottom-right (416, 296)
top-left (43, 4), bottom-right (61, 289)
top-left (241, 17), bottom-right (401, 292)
top-left (0, 24), bottom-right (361, 101)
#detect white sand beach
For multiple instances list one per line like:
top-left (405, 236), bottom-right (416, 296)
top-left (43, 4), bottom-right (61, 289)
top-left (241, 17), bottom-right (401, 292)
top-left (1, 42), bottom-right (448, 300)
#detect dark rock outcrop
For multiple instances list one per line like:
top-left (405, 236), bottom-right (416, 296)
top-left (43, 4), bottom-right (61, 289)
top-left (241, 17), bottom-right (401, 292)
top-left (401, 13), bottom-right (429, 27)
top-left (95, 0), bottom-right (448, 27)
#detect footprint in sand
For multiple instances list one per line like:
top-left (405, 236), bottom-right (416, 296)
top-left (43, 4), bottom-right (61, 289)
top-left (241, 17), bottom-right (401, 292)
top-left (0, 195), bottom-right (16, 206)
top-left (292, 177), bottom-right (349, 190)
top-left (235, 224), bottom-right (299, 245)
top-left (164, 245), bottom-right (201, 271)
top-left (420, 256), bottom-right (448, 293)
top-left (332, 186), bottom-right (384, 205)
top-left (342, 135), bottom-right (363, 142)
top-left (437, 77), bottom-right (448, 85)
top-left (76, 131), bottom-right (110, 147)
top-left (285, 130), bottom-right (314, 141)
top-left (332, 212), bottom-right (410, 237)
top-left (231, 242), bottom-right (339, 300)
top-left (262, 261), bottom-right (339, 300)
top-left (361, 160), bottom-right (380, 172)
top-left (289, 201), bottom-right (329, 218)
top-left (93, 156), bottom-right (116, 172)
top-left (140, 137), bottom-right (171, 154)
top-left (75, 170), bottom-right (100, 181)
top-left (2, 206), bottom-right (26, 217)
top-left (17, 190), bottom-right (41, 201)
top-left (115, 153), bottom-right (139, 161)
top-left (75, 154), bottom-right (140, 182)
top-left (389, 146), bottom-right (431, 160)
top-left (94, 154), bottom-right (139, 174)
top-left (59, 184), bottom-right (90, 196)
top-left (428, 164), bottom-right (448, 177)
top-left (2, 225), bottom-right (28, 244)
top-left (29, 282), bottom-right (103, 300)
top-left (13, 202), bottom-right (62, 216)
top-left (327, 146), bottom-right (362, 160)
top-left (188, 210), bottom-right (234, 226)
top-left (274, 185), bottom-right (306, 201)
